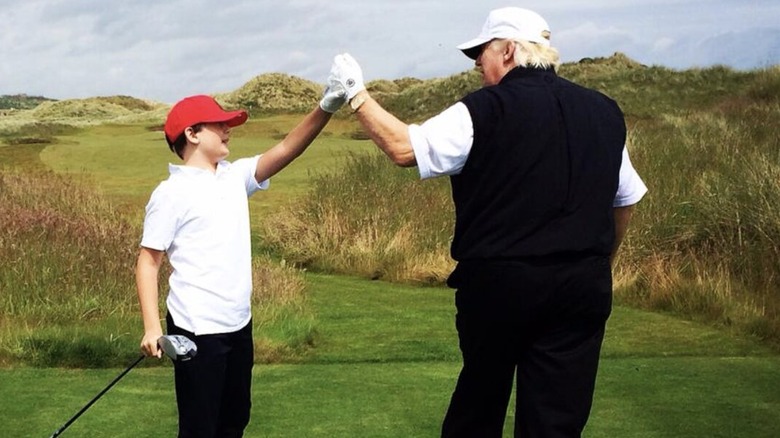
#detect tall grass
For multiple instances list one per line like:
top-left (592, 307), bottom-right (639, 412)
top-left (0, 169), bottom-right (138, 322)
top-left (3, 58), bottom-right (779, 363)
top-left (251, 256), bottom-right (316, 363)
top-left (0, 168), bottom-right (140, 366)
top-left (0, 166), bottom-right (315, 366)
top-left (259, 65), bottom-right (780, 349)
top-left (616, 73), bottom-right (780, 346)
top-left (259, 152), bottom-right (455, 284)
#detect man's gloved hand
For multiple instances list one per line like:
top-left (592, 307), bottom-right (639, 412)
top-left (330, 53), bottom-right (366, 100)
top-left (319, 82), bottom-right (347, 113)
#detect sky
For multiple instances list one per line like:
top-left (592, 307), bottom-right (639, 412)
top-left (1, 0), bottom-right (779, 103)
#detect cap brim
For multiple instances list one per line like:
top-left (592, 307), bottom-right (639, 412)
top-left (457, 37), bottom-right (491, 60)
top-left (204, 110), bottom-right (248, 128)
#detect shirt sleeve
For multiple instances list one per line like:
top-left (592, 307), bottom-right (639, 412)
top-left (140, 183), bottom-right (178, 251)
top-left (614, 146), bottom-right (648, 207)
top-left (232, 155), bottom-right (269, 195)
top-left (408, 102), bottom-right (474, 180)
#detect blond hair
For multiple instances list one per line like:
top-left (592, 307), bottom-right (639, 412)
top-left (512, 37), bottom-right (561, 71)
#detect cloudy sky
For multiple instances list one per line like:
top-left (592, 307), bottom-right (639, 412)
top-left (2, 0), bottom-right (779, 103)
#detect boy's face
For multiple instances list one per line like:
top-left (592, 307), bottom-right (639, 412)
top-left (190, 122), bottom-right (232, 162)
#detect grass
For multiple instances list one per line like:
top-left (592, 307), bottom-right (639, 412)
top-left (258, 65), bottom-right (780, 349)
top-left (258, 151), bottom-right (454, 284)
top-left (2, 273), bottom-right (778, 437)
top-left (36, 118), bottom-right (373, 216)
top-left (2, 57), bottom-right (780, 436)
top-left (0, 94), bottom-right (54, 110)
top-left (0, 165), bottom-right (319, 366)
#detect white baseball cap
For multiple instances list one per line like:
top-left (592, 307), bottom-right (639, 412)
top-left (457, 7), bottom-right (551, 59)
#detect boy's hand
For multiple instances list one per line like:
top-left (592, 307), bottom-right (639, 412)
top-left (140, 330), bottom-right (163, 358)
top-left (330, 53), bottom-right (366, 100)
top-left (319, 82), bottom-right (347, 113)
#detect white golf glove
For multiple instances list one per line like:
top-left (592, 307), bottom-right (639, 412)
top-left (331, 53), bottom-right (366, 100)
top-left (319, 82), bottom-right (347, 113)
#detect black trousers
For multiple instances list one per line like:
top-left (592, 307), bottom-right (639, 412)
top-left (441, 256), bottom-right (612, 438)
top-left (166, 314), bottom-right (254, 438)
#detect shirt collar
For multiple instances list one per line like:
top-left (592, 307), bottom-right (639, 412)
top-left (500, 66), bottom-right (557, 84)
top-left (168, 160), bottom-right (230, 176)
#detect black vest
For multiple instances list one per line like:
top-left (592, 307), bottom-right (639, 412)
top-left (451, 67), bottom-right (626, 261)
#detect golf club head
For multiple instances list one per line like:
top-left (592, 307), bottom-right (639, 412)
top-left (158, 335), bottom-right (197, 361)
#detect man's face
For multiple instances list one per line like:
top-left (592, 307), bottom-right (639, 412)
top-left (475, 39), bottom-right (513, 87)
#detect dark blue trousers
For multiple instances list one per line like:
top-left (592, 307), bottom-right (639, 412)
top-left (441, 256), bottom-right (612, 438)
top-left (167, 314), bottom-right (254, 438)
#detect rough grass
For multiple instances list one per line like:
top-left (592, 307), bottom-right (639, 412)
top-left (0, 167), bottom-right (315, 366)
top-left (258, 60), bottom-right (780, 350)
top-left (3, 54), bottom-right (780, 361)
top-left (0, 94), bottom-right (53, 110)
top-left (217, 73), bottom-right (323, 115)
top-left (259, 151), bottom-right (455, 284)
top-left (31, 95), bottom-right (167, 123)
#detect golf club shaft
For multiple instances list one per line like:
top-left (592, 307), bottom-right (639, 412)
top-left (50, 355), bottom-right (145, 438)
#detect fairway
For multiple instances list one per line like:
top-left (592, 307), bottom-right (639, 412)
top-left (3, 273), bottom-right (779, 437)
top-left (37, 118), bottom-right (375, 217)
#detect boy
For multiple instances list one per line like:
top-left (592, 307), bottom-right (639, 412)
top-left (136, 86), bottom-right (345, 437)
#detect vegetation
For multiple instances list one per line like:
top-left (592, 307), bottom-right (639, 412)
top-left (259, 152), bottom-right (454, 284)
top-left (259, 56), bottom-right (780, 350)
top-left (217, 73), bottom-right (324, 116)
top-left (31, 95), bottom-right (168, 124)
top-left (0, 168), bottom-right (314, 366)
top-left (1, 52), bottom-right (779, 353)
top-left (1, 54), bottom-right (779, 435)
top-left (0, 122), bottom-right (82, 146)
top-left (0, 94), bottom-right (53, 110)
top-left (2, 274), bottom-right (778, 437)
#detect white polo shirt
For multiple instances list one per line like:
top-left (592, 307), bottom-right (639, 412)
top-left (408, 102), bottom-right (648, 207)
top-left (141, 156), bottom-right (268, 335)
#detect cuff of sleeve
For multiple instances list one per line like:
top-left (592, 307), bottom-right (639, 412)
top-left (255, 178), bottom-right (270, 191)
top-left (408, 124), bottom-right (432, 180)
top-left (613, 186), bottom-right (648, 207)
top-left (251, 155), bottom-right (270, 192)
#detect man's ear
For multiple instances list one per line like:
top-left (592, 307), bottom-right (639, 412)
top-left (183, 126), bottom-right (200, 145)
top-left (503, 40), bottom-right (516, 64)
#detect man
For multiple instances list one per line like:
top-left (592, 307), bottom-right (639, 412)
top-left (328, 6), bottom-right (646, 438)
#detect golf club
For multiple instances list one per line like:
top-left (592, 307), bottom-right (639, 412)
top-left (49, 334), bottom-right (197, 437)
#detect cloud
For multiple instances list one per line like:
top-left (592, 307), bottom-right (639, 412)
top-left (652, 38), bottom-right (676, 53)
top-left (1, 1), bottom-right (779, 102)
top-left (683, 28), bottom-right (780, 70)
top-left (555, 22), bottom-right (638, 61)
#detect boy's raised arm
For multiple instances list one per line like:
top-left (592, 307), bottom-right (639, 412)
top-left (254, 83), bottom-right (345, 183)
top-left (254, 107), bottom-right (332, 183)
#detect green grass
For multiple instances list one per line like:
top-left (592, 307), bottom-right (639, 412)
top-left (305, 274), bottom-right (460, 363)
top-left (37, 118), bottom-right (374, 216)
top-left (0, 94), bottom-right (54, 110)
top-left (2, 273), bottom-right (778, 437)
top-left (9, 359), bottom-right (780, 437)
top-left (3, 60), bottom-right (780, 436)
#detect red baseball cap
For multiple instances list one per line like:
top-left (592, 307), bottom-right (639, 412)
top-left (164, 95), bottom-right (248, 143)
